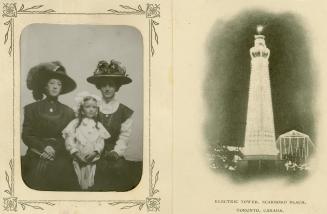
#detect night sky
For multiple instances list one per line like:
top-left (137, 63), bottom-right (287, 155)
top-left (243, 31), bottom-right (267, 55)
top-left (204, 10), bottom-right (316, 147)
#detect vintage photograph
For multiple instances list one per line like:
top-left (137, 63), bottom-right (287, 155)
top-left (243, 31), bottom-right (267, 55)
top-left (20, 24), bottom-right (144, 191)
top-left (204, 10), bottom-right (316, 182)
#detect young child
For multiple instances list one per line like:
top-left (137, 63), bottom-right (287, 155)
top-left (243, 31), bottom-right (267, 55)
top-left (62, 92), bottom-right (110, 190)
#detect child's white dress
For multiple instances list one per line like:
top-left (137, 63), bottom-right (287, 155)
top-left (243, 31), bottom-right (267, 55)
top-left (62, 118), bottom-right (110, 190)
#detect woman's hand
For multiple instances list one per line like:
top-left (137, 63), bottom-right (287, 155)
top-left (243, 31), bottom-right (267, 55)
top-left (105, 151), bottom-right (120, 161)
top-left (85, 151), bottom-right (98, 163)
top-left (42, 146), bottom-right (55, 160)
top-left (44, 146), bottom-right (55, 157)
top-left (40, 151), bottom-right (54, 161)
top-left (73, 152), bottom-right (87, 166)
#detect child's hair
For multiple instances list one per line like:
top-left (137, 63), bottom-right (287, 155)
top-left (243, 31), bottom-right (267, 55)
top-left (75, 96), bottom-right (100, 130)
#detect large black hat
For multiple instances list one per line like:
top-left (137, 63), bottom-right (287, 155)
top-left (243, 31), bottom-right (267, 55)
top-left (87, 60), bottom-right (132, 86)
top-left (26, 61), bottom-right (76, 94)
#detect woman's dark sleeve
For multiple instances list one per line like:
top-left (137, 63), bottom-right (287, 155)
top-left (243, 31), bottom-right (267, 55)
top-left (50, 138), bottom-right (65, 153)
top-left (51, 108), bottom-right (76, 153)
top-left (21, 105), bottom-right (46, 152)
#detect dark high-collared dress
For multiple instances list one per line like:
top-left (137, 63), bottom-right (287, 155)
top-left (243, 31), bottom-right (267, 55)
top-left (21, 97), bottom-right (78, 191)
top-left (94, 103), bottom-right (135, 191)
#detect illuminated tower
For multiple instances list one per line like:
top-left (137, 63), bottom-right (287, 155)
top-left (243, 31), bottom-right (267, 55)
top-left (242, 26), bottom-right (279, 160)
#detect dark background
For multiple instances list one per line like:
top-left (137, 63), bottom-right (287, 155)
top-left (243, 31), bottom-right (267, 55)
top-left (204, 10), bottom-right (316, 147)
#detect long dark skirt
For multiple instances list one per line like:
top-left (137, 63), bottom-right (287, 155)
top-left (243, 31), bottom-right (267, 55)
top-left (94, 157), bottom-right (143, 192)
top-left (21, 150), bottom-right (79, 191)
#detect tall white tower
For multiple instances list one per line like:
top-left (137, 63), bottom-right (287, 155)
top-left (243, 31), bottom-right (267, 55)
top-left (242, 27), bottom-right (279, 160)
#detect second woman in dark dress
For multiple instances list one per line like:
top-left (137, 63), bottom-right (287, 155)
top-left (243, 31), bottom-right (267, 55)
top-left (87, 60), bottom-right (136, 191)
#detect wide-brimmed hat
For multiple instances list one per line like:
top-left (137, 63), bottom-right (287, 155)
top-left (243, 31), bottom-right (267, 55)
top-left (87, 60), bottom-right (132, 86)
top-left (26, 61), bottom-right (76, 94)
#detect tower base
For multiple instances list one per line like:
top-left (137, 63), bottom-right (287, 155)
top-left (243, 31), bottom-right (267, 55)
top-left (237, 157), bottom-right (283, 174)
top-left (243, 155), bottom-right (279, 161)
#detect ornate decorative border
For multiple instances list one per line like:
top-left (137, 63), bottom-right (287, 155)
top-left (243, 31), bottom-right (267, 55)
top-left (2, 2), bottom-right (161, 212)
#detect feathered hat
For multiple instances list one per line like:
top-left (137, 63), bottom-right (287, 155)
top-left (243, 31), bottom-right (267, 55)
top-left (87, 60), bottom-right (132, 86)
top-left (26, 61), bottom-right (77, 96)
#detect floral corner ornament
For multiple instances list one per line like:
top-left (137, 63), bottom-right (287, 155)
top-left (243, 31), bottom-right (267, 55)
top-left (2, 3), bottom-right (17, 17)
top-left (3, 197), bottom-right (17, 211)
top-left (146, 197), bottom-right (160, 212)
top-left (146, 4), bottom-right (160, 18)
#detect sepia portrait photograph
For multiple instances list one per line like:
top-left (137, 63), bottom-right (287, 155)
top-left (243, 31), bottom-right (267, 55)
top-left (1, 1), bottom-right (170, 212)
top-left (20, 24), bottom-right (143, 192)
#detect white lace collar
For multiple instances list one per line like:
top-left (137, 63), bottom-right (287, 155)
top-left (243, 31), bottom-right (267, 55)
top-left (99, 97), bottom-right (120, 114)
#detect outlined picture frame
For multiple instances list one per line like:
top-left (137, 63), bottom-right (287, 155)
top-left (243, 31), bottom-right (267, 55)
top-left (2, 2), bottom-right (162, 212)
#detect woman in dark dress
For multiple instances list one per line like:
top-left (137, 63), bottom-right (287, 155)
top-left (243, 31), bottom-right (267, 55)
top-left (87, 60), bottom-right (139, 191)
top-left (21, 61), bottom-right (78, 191)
